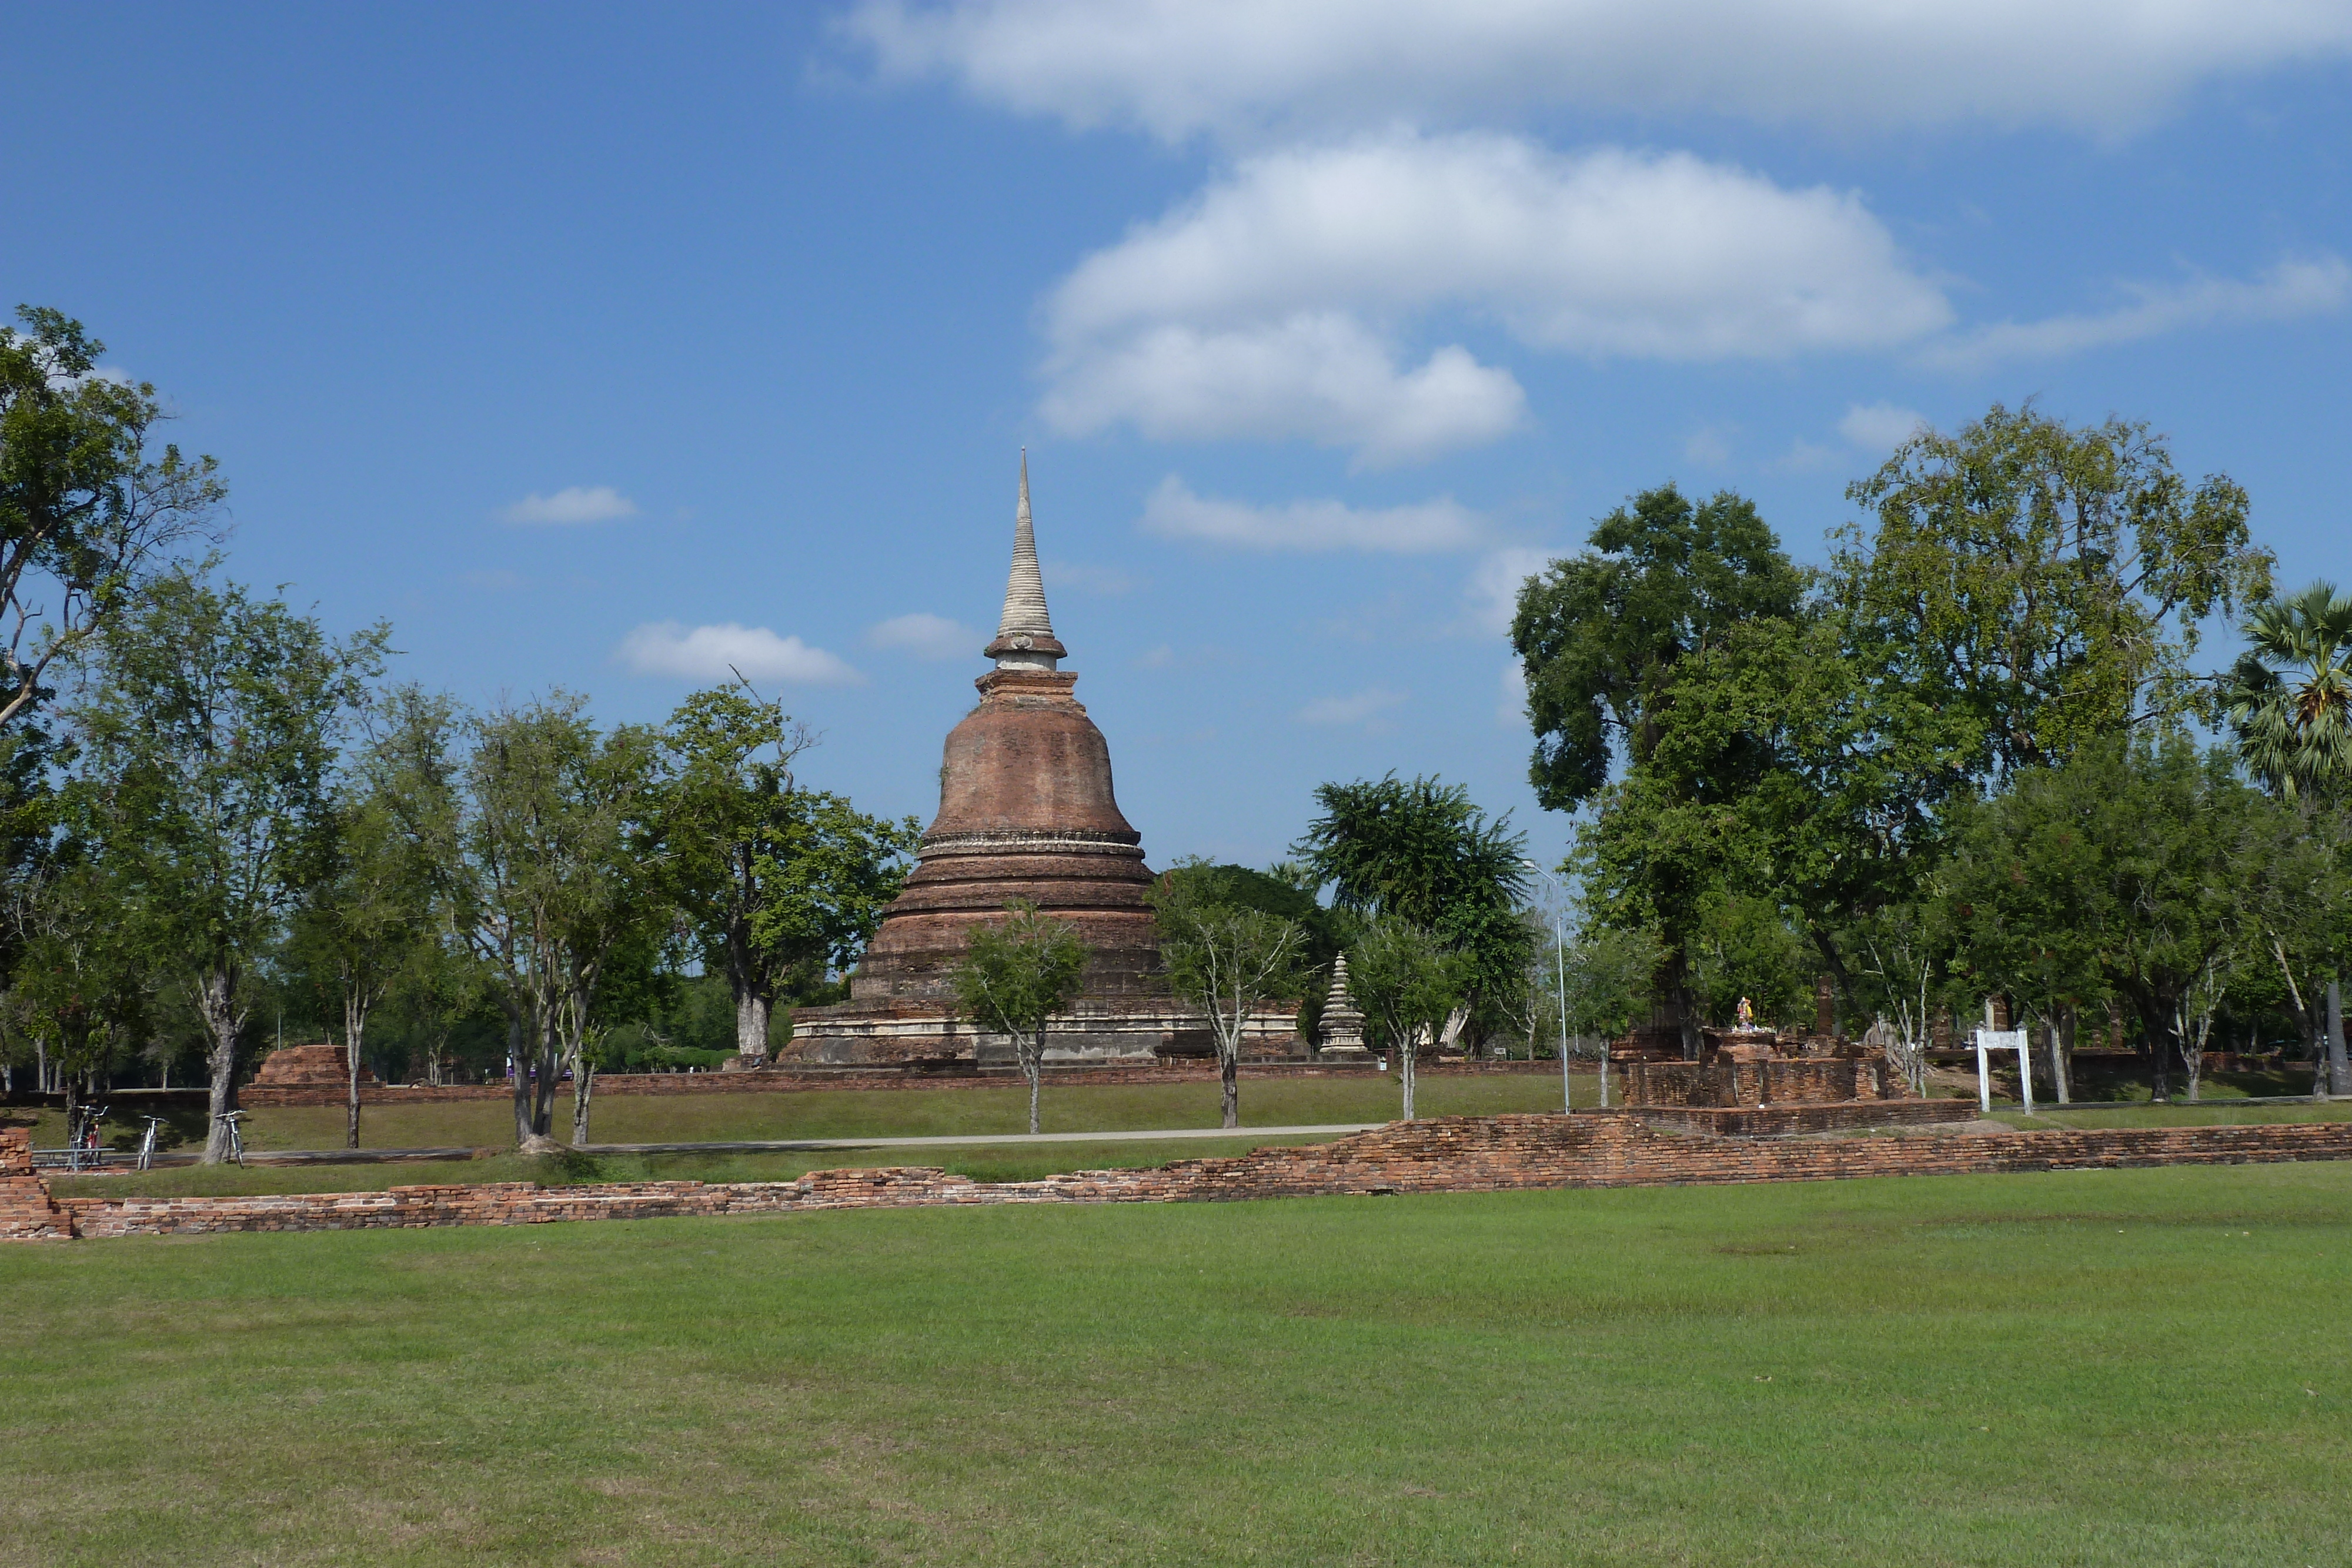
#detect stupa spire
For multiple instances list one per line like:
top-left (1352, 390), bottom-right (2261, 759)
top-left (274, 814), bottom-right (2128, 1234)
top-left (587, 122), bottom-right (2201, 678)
top-left (985, 450), bottom-right (1067, 670)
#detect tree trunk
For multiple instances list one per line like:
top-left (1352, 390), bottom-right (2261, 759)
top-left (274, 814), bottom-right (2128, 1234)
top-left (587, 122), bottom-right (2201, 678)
top-left (1020, 1034), bottom-right (1042, 1135)
top-left (533, 1008), bottom-right (564, 1138)
top-left (2329, 979), bottom-right (2348, 1096)
top-left (506, 1008), bottom-right (533, 1147)
top-left (195, 969), bottom-right (245, 1165)
top-left (2140, 1002), bottom-right (2172, 1104)
top-left (1399, 1025), bottom-right (1421, 1120)
top-left (1220, 1044), bottom-right (1238, 1130)
top-left (2049, 1015), bottom-right (2071, 1105)
top-left (343, 991), bottom-right (370, 1150)
top-left (572, 1060), bottom-right (596, 1146)
top-left (734, 986), bottom-right (771, 1064)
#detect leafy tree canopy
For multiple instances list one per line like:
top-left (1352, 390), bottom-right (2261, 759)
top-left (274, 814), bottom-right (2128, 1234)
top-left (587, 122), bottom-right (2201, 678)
top-left (1834, 402), bottom-right (2269, 778)
top-left (0, 306), bottom-right (225, 732)
top-left (1511, 483), bottom-right (1805, 811)
top-left (2224, 580), bottom-right (2352, 804)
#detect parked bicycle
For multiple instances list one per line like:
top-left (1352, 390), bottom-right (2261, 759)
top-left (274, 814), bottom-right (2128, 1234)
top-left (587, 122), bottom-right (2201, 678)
top-left (213, 1109), bottom-right (250, 1168)
top-left (136, 1115), bottom-right (171, 1172)
top-left (67, 1102), bottom-right (109, 1172)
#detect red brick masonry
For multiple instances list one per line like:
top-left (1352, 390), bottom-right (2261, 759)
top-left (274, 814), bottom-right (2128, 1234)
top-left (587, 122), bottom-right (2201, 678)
top-left (14, 1113), bottom-right (2352, 1241)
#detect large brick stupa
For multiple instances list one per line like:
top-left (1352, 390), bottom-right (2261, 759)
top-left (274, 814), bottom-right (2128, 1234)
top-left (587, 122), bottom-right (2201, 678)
top-left (784, 460), bottom-right (1295, 1066)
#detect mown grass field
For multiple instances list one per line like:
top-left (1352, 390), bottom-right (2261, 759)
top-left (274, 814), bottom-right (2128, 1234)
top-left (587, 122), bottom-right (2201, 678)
top-left (23, 1072), bottom-right (1587, 1155)
top-left (5, 1162), bottom-right (2348, 1566)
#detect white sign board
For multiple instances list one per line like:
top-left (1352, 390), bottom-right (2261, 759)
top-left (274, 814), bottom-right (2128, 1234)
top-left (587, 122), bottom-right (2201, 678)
top-left (1975, 1028), bottom-right (2032, 1115)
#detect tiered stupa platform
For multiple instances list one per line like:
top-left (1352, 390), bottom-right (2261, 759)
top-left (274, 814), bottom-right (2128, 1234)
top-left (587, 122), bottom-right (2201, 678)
top-left (785, 459), bottom-right (1299, 1067)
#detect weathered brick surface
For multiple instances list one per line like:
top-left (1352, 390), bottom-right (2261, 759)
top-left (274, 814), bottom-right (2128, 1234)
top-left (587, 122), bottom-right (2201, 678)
top-left (0, 1128), bottom-right (70, 1240)
top-left (250, 1043), bottom-right (375, 1088)
top-left (34, 1113), bottom-right (2352, 1241)
top-left (1631, 1100), bottom-right (1973, 1136)
top-left (1622, 1058), bottom-right (1892, 1106)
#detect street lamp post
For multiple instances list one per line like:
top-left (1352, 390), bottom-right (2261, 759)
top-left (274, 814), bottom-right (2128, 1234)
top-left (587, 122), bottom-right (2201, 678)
top-left (1525, 860), bottom-right (1572, 1115)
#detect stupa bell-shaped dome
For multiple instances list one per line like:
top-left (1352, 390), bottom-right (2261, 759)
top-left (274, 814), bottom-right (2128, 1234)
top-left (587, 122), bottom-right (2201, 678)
top-left (851, 456), bottom-right (1160, 1002)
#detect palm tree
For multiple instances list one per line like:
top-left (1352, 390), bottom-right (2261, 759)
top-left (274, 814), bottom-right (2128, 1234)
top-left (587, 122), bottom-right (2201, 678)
top-left (2225, 581), bottom-right (2352, 1094)
top-left (2226, 581), bottom-right (2352, 802)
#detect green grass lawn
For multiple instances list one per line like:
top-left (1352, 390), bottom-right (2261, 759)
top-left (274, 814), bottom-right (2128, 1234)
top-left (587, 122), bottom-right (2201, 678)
top-left (18, 1071), bottom-right (1586, 1155)
top-left (1994, 1101), bottom-right (2352, 1131)
top-left (4, 1163), bottom-right (2348, 1566)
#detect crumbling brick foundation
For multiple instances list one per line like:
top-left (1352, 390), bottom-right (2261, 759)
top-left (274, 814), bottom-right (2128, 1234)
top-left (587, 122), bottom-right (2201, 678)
top-left (21, 1113), bottom-right (2352, 1241)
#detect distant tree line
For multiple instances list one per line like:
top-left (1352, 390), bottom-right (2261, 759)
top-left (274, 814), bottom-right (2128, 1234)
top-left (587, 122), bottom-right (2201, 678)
top-left (12, 305), bottom-right (2334, 1151)
top-left (0, 306), bottom-right (921, 1158)
top-left (1511, 401), bottom-right (2351, 1102)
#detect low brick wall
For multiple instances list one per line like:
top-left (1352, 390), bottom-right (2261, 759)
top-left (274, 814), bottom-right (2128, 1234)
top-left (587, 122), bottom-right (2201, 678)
top-left (1632, 1099), bottom-right (1973, 1136)
top-left (31, 1113), bottom-right (2352, 1241)
top-left (1621, 1058), bottom-right (1892, 1107)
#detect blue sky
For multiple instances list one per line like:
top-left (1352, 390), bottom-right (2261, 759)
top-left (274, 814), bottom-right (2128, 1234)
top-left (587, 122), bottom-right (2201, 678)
top-left (8, 2), bottom-right (2349, 875)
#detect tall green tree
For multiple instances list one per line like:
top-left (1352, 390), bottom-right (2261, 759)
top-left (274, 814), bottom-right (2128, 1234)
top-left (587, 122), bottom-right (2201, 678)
top-left (1943, 736), bottom-right (2259, 1102)
top-left (1344, 917), bottom-right (1464, 1120)
top-left (1292, 774), bottom-right (1529, 1053)
top-left (1512, 483), bottom-right (1805, 809)
top-left (2223, 579), bottom-right (2352, 1088)
top-left (2234, 797), bottom-right (2352, 1094)
top-left (1512, 486), bottom-right (1812, 1040)
top-left (2226, 581), bottom-right (2352, 801)
top-left (657, 685), bottom-right (918, 1061)
top-left (11, 857), bottom-right (151, 1121)
top-left (1152, 860), bottom-right (1309, 1129)
top-left (949, 901), bottom-right (1087, 1135)
top-left (1835, 402), bottom-right (2269, 777)
top-left (1578, 610), bottom-right (1967, 1016)
top-left (290, 760), bottom-right (438, 1146)
top-left (69, 571), bottom-right (384, 1162)
top-left (0, 306), bottom-right (225, 734)
top-left (484, 698), bottom-right (661, 1148)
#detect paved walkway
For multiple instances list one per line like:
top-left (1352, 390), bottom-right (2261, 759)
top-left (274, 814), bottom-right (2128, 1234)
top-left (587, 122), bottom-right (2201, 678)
top-left (578, 1124), bottom-right (1384, 1156)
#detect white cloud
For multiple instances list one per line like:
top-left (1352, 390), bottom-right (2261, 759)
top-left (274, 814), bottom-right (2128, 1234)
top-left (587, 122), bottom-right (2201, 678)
top-left (1774, 437), bottom-right (1838, 473)
top-left (500, 486), bottom-right (639, 524)
top-left (1921, 256), bottom-right (2352, 369)
top-left (1043, 558), bottom-right (1138, 596)
top-left (866, 611), bottom-right (978, 660)
top-left (618, 621), bottom-right (863, 684)
top-left (1498, 660), bottom-right (1529, 729)
top-left (1838, 401), bottom-right (1929, 449)
top-left (1042, 312), bottom-right (1526, 467)
top-left (1041, 132), bottom-right (1949, 463)
top-left (1683, 426), bottom-right (1733, 466)
top-left (1298, 687), bottom-right (1409, 727)
top-left (843, 0), bottom-right (2352, 142)
top-left (1468, 547), bottom-right (1552, 634)
top-left (1140, 475), bottom-right (1484, 553)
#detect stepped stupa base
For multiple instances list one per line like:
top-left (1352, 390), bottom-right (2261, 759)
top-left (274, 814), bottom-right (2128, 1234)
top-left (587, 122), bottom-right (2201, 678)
top-left (783, 997), bottom-right (1302, 1067)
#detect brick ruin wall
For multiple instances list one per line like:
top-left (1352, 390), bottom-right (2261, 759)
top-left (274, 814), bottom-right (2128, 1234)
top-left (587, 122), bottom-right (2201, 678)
top-left (15, 1113), bottom-right (2352, 1241)
top-left (1621, 1058), bottom-right (1894, 1108)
